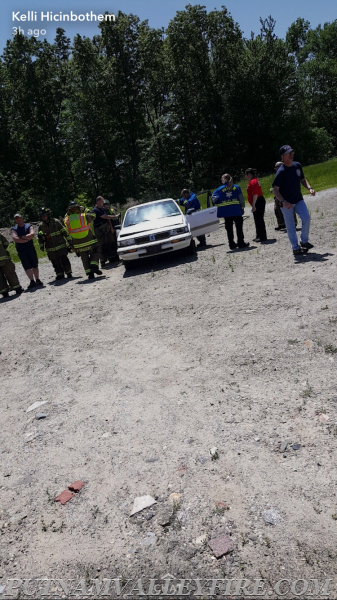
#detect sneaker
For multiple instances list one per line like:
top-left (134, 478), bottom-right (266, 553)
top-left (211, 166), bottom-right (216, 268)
top-left (238, 242), bottom-right (250, 248)
top-left (36, 279), bottom-right (43, 286)
top-left (275, 225), bottom-right (286, 231)
top-left (66, 273), bottom-right (73, 279)
top-left (229, 242), bottom-right (237, 250)
top-left (293, 248), bottom-right (304, 256)
top-left (28, 280), bottom-right (37, 289)
top-left (88, 272), bottom-right (95, 279)
top-left (300, 242), bottom-right (314, 250)
top-left (55, 274), bottom-right (64, 281)
top-left (253, 237), bottom-right (261, 243)
top-left (15, 287), bottom-right (24, 295)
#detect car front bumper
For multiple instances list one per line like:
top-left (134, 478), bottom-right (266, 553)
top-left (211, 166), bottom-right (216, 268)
top-left (118, 234), bottom-right (192, 261)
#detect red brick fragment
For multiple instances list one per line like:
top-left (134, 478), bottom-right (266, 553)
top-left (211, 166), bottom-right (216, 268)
top-left (55, 490), bottom-right (74, 505)
top-left (208, 534), bottom-right (234, 558)
top-left (68, 480), bottom-right (85, 492)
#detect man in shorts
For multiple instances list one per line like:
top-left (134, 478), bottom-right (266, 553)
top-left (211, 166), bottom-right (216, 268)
top-left (273, 145), bottom-right (315, 256)
top-left (11, 214), bottom-right (43, 288)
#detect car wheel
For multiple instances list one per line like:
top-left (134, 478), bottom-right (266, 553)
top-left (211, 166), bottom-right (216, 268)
top-left (186, 239), bottom-right (196, 255)
top-left (123, 260), bottom-right (134, 271)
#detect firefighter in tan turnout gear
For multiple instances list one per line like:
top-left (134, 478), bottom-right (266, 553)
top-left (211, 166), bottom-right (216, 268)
top-left (38, 207), bottom-right (73, 280)
top-left (0, 233), bottom-right (24, 298)
top-left (64, 202), bottom-right (102, 279)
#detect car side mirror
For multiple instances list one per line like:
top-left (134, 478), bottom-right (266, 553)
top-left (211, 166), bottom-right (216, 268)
top-left (186, 208), bottom-right (196, 215)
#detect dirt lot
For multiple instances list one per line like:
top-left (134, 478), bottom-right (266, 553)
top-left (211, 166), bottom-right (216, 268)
top-left (1, 190), bottom-right (337, 599)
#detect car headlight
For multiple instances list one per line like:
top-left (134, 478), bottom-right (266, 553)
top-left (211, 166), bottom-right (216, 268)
top-left (170, 226), bottom-right (189, 236)
top-left (118, 238), bottom-right (136, 247)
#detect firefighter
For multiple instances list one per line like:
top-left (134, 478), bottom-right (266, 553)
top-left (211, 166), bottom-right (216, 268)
top-left (0, 233), bottom-right (24, 298)
top-left (64, 202), bottom-right (102, 279)
top-left (92, 196), bottom-right (119, 267)
top-left (38, 207), bottom-right (73, 280)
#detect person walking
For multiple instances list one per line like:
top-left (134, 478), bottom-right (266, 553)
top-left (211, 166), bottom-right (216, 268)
top-left (92, 196), bottom-right (119, 267)
top-left (65, 202), bottom-right (102, 279)
top-left (0, 233), bottom-right (24, 298)
top-left (38, 207), bottom-right (73, 280)
top-left (245, 168), bottom-right (267, 242)
top-left (272, 162), bottom-right (298, 230)
top-left (11, 214), bottom-right (43, 289)
top-left (212, 174), bottom-right (249, 249)
top-left (273, 145), bottom-right (315, 256)
top-left (179, 189), bottom-right (206, 246)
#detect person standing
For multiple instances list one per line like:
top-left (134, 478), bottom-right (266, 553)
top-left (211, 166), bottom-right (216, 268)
top-left (212, 174), bottom-right (249, 249)
top-left (11, 214), bottom-right (43, 289)
top-left (38, 207), bottom-right (73, 280)
top-left (0, 233), bottom-right (24, 298)
top-left (273, 145), bottom-right (315, 256)
top-left (179, 189), bottom-right (206, 246)
top-left (245, 168), bottom-right (267, 242)
top-left (65, 202), bottom-right (102, 279)
top-left (91, 196), bottom-right (119, 267)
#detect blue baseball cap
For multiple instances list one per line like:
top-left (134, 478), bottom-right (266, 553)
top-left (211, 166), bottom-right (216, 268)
top-left (279, 145), bottom-right (294, 156)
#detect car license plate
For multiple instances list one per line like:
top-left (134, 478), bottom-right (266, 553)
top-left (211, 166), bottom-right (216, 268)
top-left (147, 244), bottom-right (161, 255)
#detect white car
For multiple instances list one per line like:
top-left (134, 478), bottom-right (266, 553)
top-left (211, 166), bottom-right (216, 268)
top-left (117, 198), bottom-right (219, 271)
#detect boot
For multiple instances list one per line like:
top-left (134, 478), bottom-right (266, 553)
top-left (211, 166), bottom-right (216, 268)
top-left (66, 273), bottom-right (73, 279)
top-left (55, 274), bottom-right (64, 281)
top-left (15, 287), bottom-right (24, 295)
top-left (2, 291), bottom-right (9, 298)
top-left (88, 272), bottom-right (95, 280)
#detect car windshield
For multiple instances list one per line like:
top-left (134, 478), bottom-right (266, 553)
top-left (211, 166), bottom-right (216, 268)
top-left (123, 201), bottom-right (181, 227)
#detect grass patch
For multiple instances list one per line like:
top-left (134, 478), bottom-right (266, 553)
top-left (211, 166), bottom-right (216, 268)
top-left (324, 344), bottom-right (337, 355)
top-left (198, 157), bottom-right (337, 208)
top-left (8, 239), bottom-right (47, 263)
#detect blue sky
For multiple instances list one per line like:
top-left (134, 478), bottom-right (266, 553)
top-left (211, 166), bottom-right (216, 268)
top-left (2, 0), bottom-right (336, 50)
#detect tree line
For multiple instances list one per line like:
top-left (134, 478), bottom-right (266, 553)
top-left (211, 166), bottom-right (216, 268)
top-left (0, 5), bottom-right (336, 224)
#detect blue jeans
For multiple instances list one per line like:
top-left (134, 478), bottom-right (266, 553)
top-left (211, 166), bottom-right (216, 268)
top-left (281, 200), bottom-right (310, 250)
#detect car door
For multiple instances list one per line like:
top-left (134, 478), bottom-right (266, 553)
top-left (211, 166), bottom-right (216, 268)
top-left (185, 207), bottom-right (219, 238)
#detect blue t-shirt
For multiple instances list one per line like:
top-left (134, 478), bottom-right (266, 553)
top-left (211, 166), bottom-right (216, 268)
top-left (92, 206), bottom-right (108, 227)
top-left (12, 223), bottom-right (34, 251)
top-left (179, 192), bottom-right (200, 212)
top-left (272, 161), bottom-right (305, 204)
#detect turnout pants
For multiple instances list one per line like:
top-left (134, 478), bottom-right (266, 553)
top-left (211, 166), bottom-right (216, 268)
top-left (49, 252), bottom-right (72, 276)
top-left (225, 216), bottom-right (244, 246)
top-left (79, 244), bottom-right (100, 275)
top-left (0, 260), bottom-right (21, 294)
top-left (253, 196), bottom-right (267, 241)
top-left (94, 225), bottom-right (118, 263)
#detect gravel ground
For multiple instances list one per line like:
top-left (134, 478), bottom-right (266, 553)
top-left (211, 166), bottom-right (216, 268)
top-left (1, 189), bottom-right (337, 599)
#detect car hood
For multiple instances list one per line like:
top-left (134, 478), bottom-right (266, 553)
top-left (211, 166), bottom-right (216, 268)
top-left (119, 215), bottom-right (185, 237)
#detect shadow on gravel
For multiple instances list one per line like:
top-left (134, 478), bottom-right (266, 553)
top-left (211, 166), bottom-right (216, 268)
top-left (48, 277), bottom-right (82, 286)
top-left (261, 238), bottom-right (277, 245)
top-left (122, 252), bottom-right (198, 277)
top-left (227, 245), bottom-right (257, 253)
top-left (75, 275), bottom-right (107, 284)
top-left (294, 252), bottom-right (333, 263)
top-left (0, 294), bottom-right (21, 303)
top-left (101, 261), bottom-right (122, 271)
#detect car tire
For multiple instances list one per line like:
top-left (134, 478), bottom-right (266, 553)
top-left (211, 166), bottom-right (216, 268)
top-left (123, 260), bottom-right (134, 271)
top-left (186, 239), bottom-right (196, 255)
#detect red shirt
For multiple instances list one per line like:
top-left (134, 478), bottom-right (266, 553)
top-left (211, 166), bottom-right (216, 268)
top-left (247, 178), bottom-right (263, 205)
